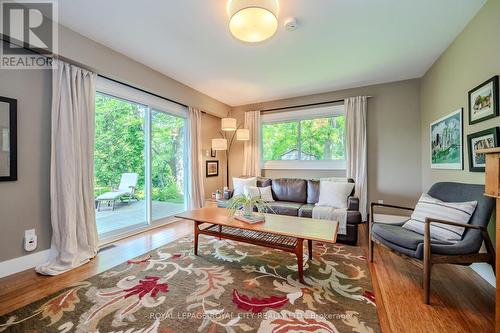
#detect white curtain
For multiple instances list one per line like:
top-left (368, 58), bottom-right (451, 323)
top-left (243, 110), bottom-right (261, 176)
top-left (345, 96), bottom-right (368, 221)
top-left (187, 107), bottom-right (205, 209)
top-left (36, 60), bottom-right (98, 275)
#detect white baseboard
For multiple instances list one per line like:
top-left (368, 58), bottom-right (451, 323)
top-left (0, 248), bottom-right (56, 278)
top-left (470, 263), bottom-right (495, 287)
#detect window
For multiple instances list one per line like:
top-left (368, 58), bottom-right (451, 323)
top-left (94, 77), bottom-right (188, 240)
top-left (261, 105), bottom-right (345, 169)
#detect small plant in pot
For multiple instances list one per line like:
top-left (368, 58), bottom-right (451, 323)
top-left (226, 194), bottom-right (273, 220)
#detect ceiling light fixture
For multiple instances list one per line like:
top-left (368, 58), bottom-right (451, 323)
top-left (228, 0), bottom-right (279, 43)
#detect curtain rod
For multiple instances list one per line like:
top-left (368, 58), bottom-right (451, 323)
top-left (1, 34), bottom-right (190, 110)
top-left (260, 96), bottom-right (372, 113)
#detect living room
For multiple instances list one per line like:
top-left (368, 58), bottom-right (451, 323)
top-left (0, 0), bottom-right (498, 332)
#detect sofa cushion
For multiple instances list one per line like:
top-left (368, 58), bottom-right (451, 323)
top-left (298, 204), bottom-right (314, 218)
top-left (271, 178), bottom-right (307, 203)
top-left (306, 180), bottom-right (320, 204)
top-left (257, 177), bottom-right (272, 188)
top-left (267, 201), bottom-right (302, 216)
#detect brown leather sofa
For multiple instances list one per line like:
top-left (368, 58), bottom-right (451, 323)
top-left (217, 177), bottom-right (362, 245)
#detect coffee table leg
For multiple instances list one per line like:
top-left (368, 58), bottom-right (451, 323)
top-left (308, 239), bottom-right (313, 260)
top-left (194, 221), bottom-right (199, 255)
top-left (296, 238), bottom-right (304, 283)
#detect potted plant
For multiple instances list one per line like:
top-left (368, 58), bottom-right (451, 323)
top-left (226, 194), bottom-right (273, 220)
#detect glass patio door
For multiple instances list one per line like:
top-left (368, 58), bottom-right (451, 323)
top-left (93, 78), bottom-right (189, 241)
top-left (94, 93), bottom-right (148, 238)
top-left (151, 110), bottom-right (187, 221)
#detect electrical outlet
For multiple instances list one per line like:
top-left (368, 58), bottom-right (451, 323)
top-left (24, 229), bottom-right (37, 252)
top-left (378, 199), bottom-right (384, 204)
top-left (25, 229), bottom-right (36, 239)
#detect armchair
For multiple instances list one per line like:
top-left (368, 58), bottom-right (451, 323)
top-left (368, 182), bottom-right (496, 304)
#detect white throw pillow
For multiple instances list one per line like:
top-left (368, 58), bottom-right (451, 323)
top-left (233, 177), bottom-right (256, 196)
top-left (259, 186), bottom-right (275, 202)
top-left (402, 193), bottom-right (477, 242)
top-left (244, 186), bottom-right (261, 198)
top-left (316, 181), bottom-right (355, 208)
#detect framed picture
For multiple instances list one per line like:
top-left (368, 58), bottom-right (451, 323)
top-left (467, 127), bottom-right (499, 172)
top-left (206, 160), bottom-right (219, 177)
top-left (0, 96), bottom-right (17, 181)
top-left (468, 75), bottom-right (499, 124)
top-left (210, 148), bottom-right (216, 158)
top-left (430, 108), bottom-right (463, 170)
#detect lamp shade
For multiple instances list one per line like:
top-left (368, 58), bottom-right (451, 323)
top-left (228, 0), bottom-right (279, 43)
top-left (212, 138), bottom-right (228, 150)
top-left (221, 118), bottom-right (237, 131)
top-left (236, 128), bottom-right (250, 141)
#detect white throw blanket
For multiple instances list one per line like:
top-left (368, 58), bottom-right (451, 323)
top-left (312, 206), bottom-right (348, 235)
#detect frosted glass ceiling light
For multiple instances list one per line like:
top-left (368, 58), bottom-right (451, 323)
top-left (228, 0), bottom-right (279, 43)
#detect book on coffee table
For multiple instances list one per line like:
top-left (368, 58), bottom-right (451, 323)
top-left (234, 213), bottom-right (265, 224)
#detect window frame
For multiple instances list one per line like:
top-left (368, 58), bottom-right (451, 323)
top-left (260, 104), bottom-right (346, 170)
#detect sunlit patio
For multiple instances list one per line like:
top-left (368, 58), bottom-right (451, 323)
top-left (95, 200), bottom-right (185, 236)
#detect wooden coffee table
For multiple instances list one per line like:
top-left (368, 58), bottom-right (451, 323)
top-left (176, 207), bottom-right (339, 283)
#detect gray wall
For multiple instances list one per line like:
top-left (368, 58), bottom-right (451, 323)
top-left (0, 63), bottom-right (52, 261)
top-left (0, 26), bottom-right (230, 262)
top-left (230, 79), bottom-right (422, 208)
top-left (420, 0), bottom-right (499, 236)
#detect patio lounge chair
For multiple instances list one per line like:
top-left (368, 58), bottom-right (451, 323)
top-left (96, 173), bottom-right (138, 211)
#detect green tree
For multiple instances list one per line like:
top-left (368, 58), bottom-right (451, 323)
top-left (94, 94), bottom-right (185, 203)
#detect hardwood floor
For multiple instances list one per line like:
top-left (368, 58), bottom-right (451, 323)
top-left (0, 221), bottom-right (495, 332)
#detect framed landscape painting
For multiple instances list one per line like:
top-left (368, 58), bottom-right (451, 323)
top-left (430, 108), bottom-right (463, 169)
top-left (468, 75), bottom-right (499, 124)
top-left (206, 160), bottom-right (219, 177)
top-left (467, 127), bottom-right (499, 172)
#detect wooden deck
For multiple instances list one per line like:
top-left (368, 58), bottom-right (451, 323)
top-left (96, 200), bottom-right (184, 235)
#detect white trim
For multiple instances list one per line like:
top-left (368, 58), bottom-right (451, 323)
top-left (471, 263), bottom-right (495, 287)
top-left (263, 159), bottom-right (346, 170)
top-left (96, 77), bottom-right (187, 118)
top-left (0, 248), bottom-right (57, 278)
top-left (262, 104), bottom-right (345, 123)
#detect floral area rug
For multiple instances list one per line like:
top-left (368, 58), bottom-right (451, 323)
top-left (0, 235), bottom-right (380, 332)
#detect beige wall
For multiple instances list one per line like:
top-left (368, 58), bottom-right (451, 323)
top-left (0, 61), bottom-right (52, 262)
top-left (230, 79), bottom-right (422, 208)
top-left (0, 29), bottom-right (229, 262)
top-left (201, 113), bottom-right (225, 198)
top-left (420, 0), bottom-right (499, 237)
top-left (420, 0), bottom-right (500, 190)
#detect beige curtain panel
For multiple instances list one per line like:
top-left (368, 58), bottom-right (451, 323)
top-left (187, 107), bottom-right (205, 208)
top-left (345, 96), bottom-right (368, 221)
top-left (36, 60), bottom-right (98, 275)
top-left (243, 110), bottom-right (261, 177)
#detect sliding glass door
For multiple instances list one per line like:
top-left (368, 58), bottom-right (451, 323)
top-left (93, 84), bottom-right (188, 240)
top-left (151, 110), bottom-right (186, 221)
top-left (94, 93), bottom-right (147, 237)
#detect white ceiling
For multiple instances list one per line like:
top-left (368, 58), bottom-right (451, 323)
top-left (55, 0), bottom-right (485, 106)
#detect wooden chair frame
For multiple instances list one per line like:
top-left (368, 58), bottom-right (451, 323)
top-left (368, 202), bottom-right (495, 304)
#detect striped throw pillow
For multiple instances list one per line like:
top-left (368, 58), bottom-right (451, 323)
top-left (402, 193), bottom-right (477, 242)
